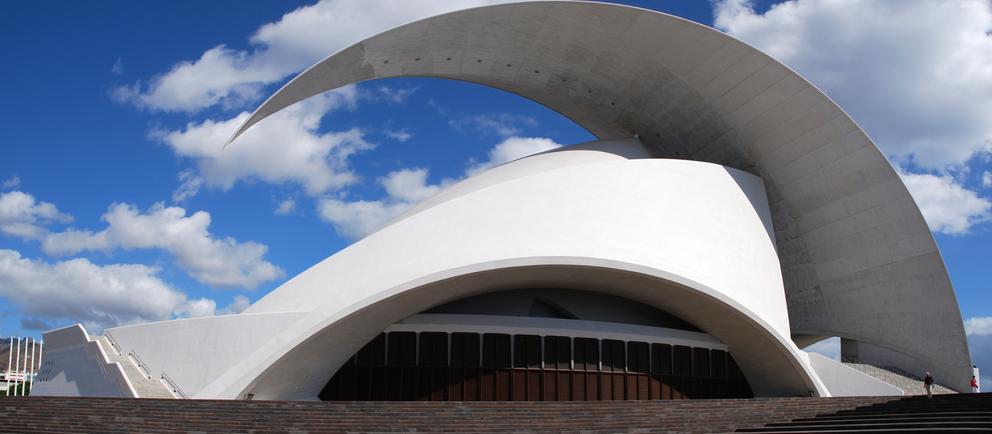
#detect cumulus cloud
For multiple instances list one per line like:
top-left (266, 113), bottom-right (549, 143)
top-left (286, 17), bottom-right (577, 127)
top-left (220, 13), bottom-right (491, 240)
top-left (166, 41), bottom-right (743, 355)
top-left (43, 203), bottom-right (283, 289)
top-left (466, 136), bottom-right (562, 175)
top-left (321, 136), bottom-right (562, 239)
top-left (0, 249), bottom-right (204, 330)
top-left (174, 295), bottom-right (251, 318)
top-left (113, 0), bottom-right (510, 112)
top-left (0, 191), bottom-right (73, 240)
top-left (983, 171), bottom-right (992, 188)
top-left (274, 198), bottom-right (297, 216)
top-left (449, 113), bottom-right (539, 138)
top-left (157, 89), bottom-right (373, 197)
top-left (966, 317), bottom-right (992, 336)
top-left (714, 0), bottom-right (992, 169)
top-left (319, 168), bottom-right (452, 239)
top-left (899, 170), bottom-right (991, 235)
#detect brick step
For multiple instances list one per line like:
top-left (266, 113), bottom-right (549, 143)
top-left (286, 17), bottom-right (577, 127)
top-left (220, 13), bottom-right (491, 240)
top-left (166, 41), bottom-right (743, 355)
top-left (0, 396), bottom-right (899, 433)
top-left (737, 393), bottom-right (992, 433)
top-left (738, 421), bottom-right (992, 432)
top-left (795, 413), bottom-right (992, 421)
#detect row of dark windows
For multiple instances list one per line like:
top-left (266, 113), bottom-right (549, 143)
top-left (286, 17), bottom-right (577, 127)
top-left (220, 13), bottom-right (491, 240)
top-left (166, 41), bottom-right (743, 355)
top-left (352, 332), bottom-right (743, 378)
top-left (320, 332), bottom-right (752, 401)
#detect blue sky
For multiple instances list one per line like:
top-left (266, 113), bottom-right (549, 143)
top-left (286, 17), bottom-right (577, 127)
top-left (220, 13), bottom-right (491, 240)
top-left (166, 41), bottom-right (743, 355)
top-left (2, 0), bottom-right (991, 382)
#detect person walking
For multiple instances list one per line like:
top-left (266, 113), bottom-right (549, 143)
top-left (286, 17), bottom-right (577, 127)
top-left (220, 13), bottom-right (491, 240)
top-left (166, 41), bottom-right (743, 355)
top-left (971, 376), bottom-right (979, 393)
top-left (923, 371), bottom-right (934, 398)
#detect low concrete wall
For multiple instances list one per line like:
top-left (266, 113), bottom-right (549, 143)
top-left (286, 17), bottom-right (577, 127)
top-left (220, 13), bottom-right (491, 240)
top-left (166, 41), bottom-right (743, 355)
top-left (808, 352), bottom-right (903, 397)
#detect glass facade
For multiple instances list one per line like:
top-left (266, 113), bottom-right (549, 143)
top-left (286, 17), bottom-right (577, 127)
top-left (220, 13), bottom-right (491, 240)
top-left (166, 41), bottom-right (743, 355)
top-left (319, 332), bottom-right (753, 401)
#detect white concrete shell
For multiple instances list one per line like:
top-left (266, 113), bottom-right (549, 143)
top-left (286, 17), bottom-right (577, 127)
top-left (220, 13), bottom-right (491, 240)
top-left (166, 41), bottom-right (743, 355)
top-left (189, 139), bottom-right (824, 399)
top-left (230, 0), bottom-right (972, 391)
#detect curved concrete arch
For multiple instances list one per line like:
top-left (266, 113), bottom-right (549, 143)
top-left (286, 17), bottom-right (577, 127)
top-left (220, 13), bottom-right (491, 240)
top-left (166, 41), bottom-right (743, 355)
top-left (200, 260), bottom-right (825, 400)
top-left (192, 146), bottom-right (819, 398)
top-left (229, 1), bottom-right (971, 390)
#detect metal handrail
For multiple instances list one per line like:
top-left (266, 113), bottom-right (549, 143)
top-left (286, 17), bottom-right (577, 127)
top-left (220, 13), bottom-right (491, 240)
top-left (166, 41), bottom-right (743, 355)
top-left (127, 350), bottom-right (153, 379)
top-left (160, 372), bottom-right (189, 399)
top-left (103, 332), bottom-right (124, 356)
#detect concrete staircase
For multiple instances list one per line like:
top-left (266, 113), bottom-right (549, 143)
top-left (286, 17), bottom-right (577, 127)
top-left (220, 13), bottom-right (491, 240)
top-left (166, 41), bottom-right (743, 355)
top-left (97, 336), bottom-right (174, 399)
top-left (738, 393), bottom-right (992, 432)
top-left (844, 362), bottom-right (955, 395)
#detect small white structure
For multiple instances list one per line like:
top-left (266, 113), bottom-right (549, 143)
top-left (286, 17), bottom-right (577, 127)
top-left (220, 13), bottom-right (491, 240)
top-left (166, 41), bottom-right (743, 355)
top-left (35, 1), bottom-right (972, 400)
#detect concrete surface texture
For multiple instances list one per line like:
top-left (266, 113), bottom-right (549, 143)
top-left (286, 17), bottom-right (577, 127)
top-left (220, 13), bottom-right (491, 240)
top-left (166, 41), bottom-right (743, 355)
top-left (231, 0), bottom-right (971, 391)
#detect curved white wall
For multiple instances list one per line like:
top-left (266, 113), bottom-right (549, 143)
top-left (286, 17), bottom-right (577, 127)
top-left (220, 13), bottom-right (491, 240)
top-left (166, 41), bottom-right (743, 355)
top-left (196, 140), bottom-right (825, 400)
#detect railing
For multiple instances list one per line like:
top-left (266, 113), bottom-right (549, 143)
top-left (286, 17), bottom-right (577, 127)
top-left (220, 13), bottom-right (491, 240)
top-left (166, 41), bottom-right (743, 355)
top-left (160, 372), bottom-right (189, 399)
top-left (103, 332), bottom-right (124, 356)
top-left (127, 350), bottom-right (153, 380)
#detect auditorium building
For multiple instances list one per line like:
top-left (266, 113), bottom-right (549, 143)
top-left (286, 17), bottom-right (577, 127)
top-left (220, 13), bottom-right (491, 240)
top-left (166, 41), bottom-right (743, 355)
top-left (34, 1), bottom-right (973, 401)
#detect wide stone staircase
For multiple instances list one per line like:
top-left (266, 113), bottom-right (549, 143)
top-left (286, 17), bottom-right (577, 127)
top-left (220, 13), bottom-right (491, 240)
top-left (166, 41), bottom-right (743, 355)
top-left (738, 393), bottom-right (992, 432)
top-left (0, 394), bottom-right (987, 432)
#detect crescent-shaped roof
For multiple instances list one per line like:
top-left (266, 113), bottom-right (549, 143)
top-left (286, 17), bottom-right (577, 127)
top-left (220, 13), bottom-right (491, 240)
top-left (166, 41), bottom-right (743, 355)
top-left (229, 1), bottom-right (971, 388)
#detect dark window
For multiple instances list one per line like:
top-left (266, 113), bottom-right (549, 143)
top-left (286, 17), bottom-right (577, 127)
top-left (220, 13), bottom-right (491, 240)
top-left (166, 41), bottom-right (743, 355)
top-left (727, 354), bottom-right (744, 380)
top-left (450, 333), bottom-right (480, 368)
top-left (651, 343), bottom-right (672, 375)
top-left (573, 338), bottom-right (600, 371)
top-left (482, 334), bottom-right (511, 368)
top-left (673, 345), bottom-right (692, 376)
top-left (387, 332), bottom-right (417, 366)
top-left (419, 332), bottom-right (448, 367)
top-left (543, 336), bottom-right (571, 370)
top-left (355, 334), bottom-right (386, 367)
top-left (602, 339), bottom-right (626, 372)
top-left (710, 350), bottom-right (727, 378)
top-left (513, 335), bottom-right (541, 369)
top-left (627, 341), bottom-right (649, 374)
top-left (692, 348), bottom-right (710, 378)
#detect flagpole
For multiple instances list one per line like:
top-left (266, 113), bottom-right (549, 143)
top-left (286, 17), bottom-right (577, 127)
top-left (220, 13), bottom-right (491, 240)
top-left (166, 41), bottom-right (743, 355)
top-left (14, 338), bottom-right (21, 396)
top-left (28, 339), bottom-right (35, 396)
top-left (5, 337), bottom-right (11, 396)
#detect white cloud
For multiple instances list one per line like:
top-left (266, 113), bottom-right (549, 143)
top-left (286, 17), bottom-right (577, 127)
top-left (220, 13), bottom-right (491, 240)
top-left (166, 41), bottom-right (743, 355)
top-left (220, 295), bottom-right (251, 315)
top-left (274, 198), bottom-right (297, 215)
top-left (714, 0), bottom-right (992, 169)
top-left (318, 198), bottom-right (412, 240)
top-left (157, 89), bottom-right (373, 197)
top-left (43, 203), bottom-right (283, 289)
top-left (114, 0), bottom-right (510, 112)
top-left (0, 249), bottom-right (195, 330)
top-left (1, 176), bottom-right (20, 189)
top-left (172, 170), bottom-right (204, 203)
top-left (380, 168), bottom-right (444, 203)
top-left (449, 113), bottom-right (538, 138)
top-left (111, 57), bottom-right (124, 75)
top-left (385, 129), bottom-right (413, 142)
top-left (899, 170), bottom-right (991, 235)
top-left (983, 171), bottom-right (992, 188)
top-left (966, 317), bottom-right (992, 336)
top-left (318, 168), bottom-right (453, 239)
top-left (466, 136), bottom-right (562, 175)
top-left (321, 136), bottom-right (562, 239)
top-left (0, 191), bottom-right (72, 240)
top-left (174, 295), bottom-right (252, 318)
top-left (377, 85), bottom-right (418, 104)
top-left (803, 336), bottom-right (840, 361)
